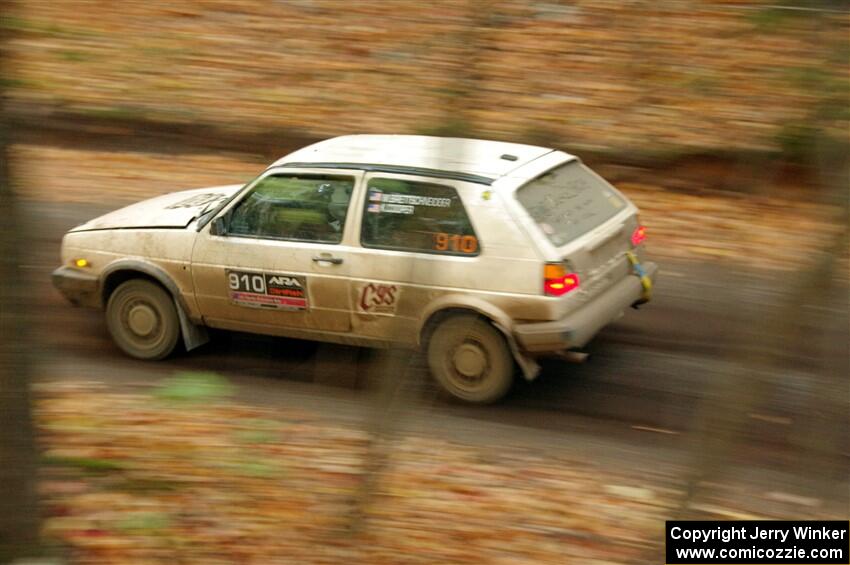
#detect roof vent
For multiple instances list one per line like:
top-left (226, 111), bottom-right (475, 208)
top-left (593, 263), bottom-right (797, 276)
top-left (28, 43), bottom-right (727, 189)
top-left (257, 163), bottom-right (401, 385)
top-left (500, 154), bottom-right (518, 161)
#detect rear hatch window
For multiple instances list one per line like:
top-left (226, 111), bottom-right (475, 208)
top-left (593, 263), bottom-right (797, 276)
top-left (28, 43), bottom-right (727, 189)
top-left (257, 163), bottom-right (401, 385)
top-left (516, 161), bottom-right (627, 247)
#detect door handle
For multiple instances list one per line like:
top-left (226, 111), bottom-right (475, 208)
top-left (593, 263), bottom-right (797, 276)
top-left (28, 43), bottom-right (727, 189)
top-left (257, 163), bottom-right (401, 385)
top-left (312, 255), bottom-right (343, 265)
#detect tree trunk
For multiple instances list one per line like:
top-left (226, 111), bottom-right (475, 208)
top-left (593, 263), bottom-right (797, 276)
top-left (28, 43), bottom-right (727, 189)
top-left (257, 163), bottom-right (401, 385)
top-left (0, 0), bottom-right (42, 559)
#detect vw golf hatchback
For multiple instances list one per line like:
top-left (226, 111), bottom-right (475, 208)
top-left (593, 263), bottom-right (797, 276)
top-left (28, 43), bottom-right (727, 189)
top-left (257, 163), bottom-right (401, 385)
top-left (53, 135), bottom-right (657, 403)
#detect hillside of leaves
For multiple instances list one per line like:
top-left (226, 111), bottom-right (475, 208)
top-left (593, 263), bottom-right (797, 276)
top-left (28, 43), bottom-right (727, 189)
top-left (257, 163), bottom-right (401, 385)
top-left (6, 1), bottom-right (848, 156)
top-left (36, 376), bottom-right (843, 564)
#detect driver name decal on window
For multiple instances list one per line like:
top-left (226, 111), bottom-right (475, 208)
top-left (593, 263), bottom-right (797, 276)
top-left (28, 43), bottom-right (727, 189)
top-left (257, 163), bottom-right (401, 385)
top-left (227, 269), bottom-right (308, 311)
top-left (367, 189), bottom-right (413, 215)
top-left (362, 179), bottom-right (480, 256)
top-left (367, 188), bottom-right (453, 215)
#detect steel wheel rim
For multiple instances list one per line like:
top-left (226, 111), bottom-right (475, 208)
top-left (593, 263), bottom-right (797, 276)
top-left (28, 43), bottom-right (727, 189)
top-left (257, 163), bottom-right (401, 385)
top-left (118, 296), bottom-right (165, 349)
top-left (446, 338), bottom-right (491, 392)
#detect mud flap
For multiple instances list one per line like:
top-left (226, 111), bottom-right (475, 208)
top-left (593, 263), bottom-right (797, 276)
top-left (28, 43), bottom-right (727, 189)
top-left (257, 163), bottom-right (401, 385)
top-left (174, 298), bottom-right (209, 352)
top-left (493, 322), bottom-right (540, 381)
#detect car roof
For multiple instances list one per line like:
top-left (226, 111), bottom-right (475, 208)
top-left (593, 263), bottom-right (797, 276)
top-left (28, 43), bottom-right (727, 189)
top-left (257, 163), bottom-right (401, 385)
top-left (270, 135), bottom-right (566, 185)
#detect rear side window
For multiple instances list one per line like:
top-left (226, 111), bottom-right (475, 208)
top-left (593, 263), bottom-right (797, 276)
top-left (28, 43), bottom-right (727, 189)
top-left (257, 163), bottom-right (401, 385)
top-left (516, 161), bottom-right (626, 247)
top-left (361, 178), bottom-right (480, 256)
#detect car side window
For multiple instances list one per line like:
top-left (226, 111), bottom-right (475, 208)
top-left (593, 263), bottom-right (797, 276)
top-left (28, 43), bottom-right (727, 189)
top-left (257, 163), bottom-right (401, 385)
top-left (226, 174), bottom-right (354, 244)
top-left (361, 177), bottom-right (480, 256)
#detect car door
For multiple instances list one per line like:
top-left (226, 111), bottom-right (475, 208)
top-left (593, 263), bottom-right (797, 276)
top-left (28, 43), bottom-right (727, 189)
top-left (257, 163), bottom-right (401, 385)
top-left (191, 168), bottom-right (362, 334)
top-left (347, 173), bottom-right (483, 344)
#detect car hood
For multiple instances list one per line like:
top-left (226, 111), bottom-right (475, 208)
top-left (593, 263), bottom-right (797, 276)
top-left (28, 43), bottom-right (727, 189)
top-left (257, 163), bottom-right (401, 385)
top-left (70, 185), bottom-right (244, 232)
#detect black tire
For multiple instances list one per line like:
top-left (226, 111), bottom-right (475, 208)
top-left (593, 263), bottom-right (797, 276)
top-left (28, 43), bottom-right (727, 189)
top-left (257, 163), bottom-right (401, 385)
top-left (427, 315), bottom-right (514, 404)
top-left (105, 279), bottom-right (180, 360)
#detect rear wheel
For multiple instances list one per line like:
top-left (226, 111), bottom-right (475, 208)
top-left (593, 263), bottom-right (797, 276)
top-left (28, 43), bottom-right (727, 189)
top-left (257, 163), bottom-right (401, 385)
top-left (106, 279), bottom-right (180, 360)
top-left (427, 315), bottom-right (514, 404)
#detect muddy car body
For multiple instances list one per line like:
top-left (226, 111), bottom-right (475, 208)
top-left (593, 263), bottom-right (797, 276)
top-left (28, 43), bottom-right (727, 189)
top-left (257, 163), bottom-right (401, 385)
top-left (53, 135), bottom-right (657, 403)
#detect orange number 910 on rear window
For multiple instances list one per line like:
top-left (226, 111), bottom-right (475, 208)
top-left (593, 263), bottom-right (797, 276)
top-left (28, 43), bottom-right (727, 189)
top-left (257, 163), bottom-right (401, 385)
top-left (433, 233), bottom-right (478, 253)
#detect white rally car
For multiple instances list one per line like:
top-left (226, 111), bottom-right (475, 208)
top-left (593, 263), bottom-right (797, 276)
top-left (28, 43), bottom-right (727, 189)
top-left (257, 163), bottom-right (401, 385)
top-left (53, 135), bottom-right (657, 403)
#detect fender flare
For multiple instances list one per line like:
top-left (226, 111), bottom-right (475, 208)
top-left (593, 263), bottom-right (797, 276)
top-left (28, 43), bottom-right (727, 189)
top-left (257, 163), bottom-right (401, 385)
top-left (101, 259), bottom-right (189, 312)
top-left (418, 294), bottom-right (540, 380)
top-left (100, 259), bottom-right (209, 351)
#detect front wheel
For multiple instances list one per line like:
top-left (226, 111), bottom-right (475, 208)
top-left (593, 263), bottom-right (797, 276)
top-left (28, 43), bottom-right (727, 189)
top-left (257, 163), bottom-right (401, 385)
top-left (106, 279), bottom-right (180, 360)
top-left (427, 315), bottom-right (514, 404)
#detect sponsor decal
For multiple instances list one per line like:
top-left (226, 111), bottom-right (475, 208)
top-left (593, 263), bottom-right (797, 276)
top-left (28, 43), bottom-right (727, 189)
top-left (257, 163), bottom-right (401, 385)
top-left (368, 190), bottom-right (383, 202)
top-left (357, 283), bottom-right (400, 315)
top-left (165, 193), bottom-right (228, 209)
top-left (367, 202), bottom-right (381, 213)
top-left (227, 270), bottom-right (308, 310)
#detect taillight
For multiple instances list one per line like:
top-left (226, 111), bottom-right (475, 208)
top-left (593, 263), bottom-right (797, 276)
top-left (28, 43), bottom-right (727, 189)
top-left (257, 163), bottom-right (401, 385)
top-left (631, 225), bottom-right (646, 246)
top-left (543, 263), bottom-right (580, 297)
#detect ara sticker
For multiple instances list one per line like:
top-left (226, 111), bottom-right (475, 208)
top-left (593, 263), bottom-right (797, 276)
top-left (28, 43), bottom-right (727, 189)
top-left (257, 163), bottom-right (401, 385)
top-left (357, 283), bottom-right (400, 315)
top-left (227, 270), bottom-right (308, 311)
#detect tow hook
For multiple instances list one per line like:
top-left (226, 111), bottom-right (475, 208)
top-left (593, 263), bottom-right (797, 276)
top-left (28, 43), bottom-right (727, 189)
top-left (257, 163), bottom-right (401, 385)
top-left (626, 251), bottom-right (653, 303)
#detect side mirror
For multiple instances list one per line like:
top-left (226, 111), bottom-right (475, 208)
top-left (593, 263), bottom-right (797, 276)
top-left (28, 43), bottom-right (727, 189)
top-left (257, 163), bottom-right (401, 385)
top-left (210, 216), bottom-right (227, 236)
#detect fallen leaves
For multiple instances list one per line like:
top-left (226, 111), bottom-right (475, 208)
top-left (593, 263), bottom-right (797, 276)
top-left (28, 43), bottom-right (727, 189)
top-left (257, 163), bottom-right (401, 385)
top-left (623, 181), bottom-right (844, 272)
top-left (36, 381), bottom-right (680, 564)
top-left (7, 1), bottom-right (848, 152)
top-left (11, 144), bottom-right (260, 205)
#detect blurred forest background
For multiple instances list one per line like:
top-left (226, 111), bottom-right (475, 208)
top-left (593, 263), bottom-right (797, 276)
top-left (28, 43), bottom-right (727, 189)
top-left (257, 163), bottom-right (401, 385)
top-left (4, 0), bottom-right (848, 158)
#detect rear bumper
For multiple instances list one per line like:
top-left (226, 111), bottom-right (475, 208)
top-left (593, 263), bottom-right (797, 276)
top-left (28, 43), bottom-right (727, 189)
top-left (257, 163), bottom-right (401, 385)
top-left (52, 266), bottom-right (100, 308)
top-left (514, 261), bottom-right (658, 353)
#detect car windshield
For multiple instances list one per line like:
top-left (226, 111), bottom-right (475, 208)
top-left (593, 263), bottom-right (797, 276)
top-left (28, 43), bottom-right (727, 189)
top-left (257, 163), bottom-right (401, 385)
top-left (195, 176), bottom-right (260, 231)
top-left (515, 161), bottom-right (626, 247)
